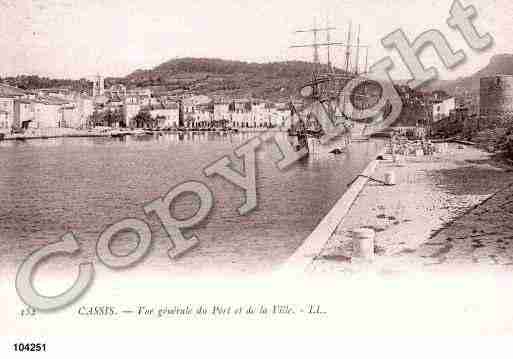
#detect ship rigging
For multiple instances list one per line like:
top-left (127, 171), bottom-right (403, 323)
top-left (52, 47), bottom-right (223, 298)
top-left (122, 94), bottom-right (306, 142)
top-left (288, 17), bottom-right (384, 151)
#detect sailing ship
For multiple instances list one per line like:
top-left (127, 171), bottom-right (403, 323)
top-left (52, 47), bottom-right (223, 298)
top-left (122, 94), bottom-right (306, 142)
top-left (287, 18), bottom-right (383, 152)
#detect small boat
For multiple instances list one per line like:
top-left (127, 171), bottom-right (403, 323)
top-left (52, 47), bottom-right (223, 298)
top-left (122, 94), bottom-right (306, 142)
top-left (329, 148), bottom-right (346, 155)
top-left (110, 130), bottom-right (129, 138)
top-left (132, 129), bottom-right (148, 137)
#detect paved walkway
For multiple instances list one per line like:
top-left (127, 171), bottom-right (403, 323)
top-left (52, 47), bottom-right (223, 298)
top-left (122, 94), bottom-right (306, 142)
top-left (308, 143), bottom-right (513, 276)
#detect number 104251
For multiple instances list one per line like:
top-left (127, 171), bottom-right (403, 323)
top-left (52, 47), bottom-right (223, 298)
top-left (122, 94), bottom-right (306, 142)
top-left (13, 343), bottom-right (46, 352)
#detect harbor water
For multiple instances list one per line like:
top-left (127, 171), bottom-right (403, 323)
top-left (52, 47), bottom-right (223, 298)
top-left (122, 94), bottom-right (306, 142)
top-left (0, 132), bottom-right (382, 276)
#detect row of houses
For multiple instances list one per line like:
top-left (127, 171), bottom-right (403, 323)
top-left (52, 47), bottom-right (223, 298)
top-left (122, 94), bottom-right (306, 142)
top-left (391, 85), bottom-right (459, 138)
top-left (0, 84), bottom-right (95, 132)
top-left (0, 80), bottom-right (301, 133)
top-left (390, 82), bottom-right (496, 140)
top-left (103, 87), bottom-right (297, 129)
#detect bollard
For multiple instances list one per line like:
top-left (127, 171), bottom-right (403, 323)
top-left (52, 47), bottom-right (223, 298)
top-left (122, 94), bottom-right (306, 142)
top-left (351, 228), bottom-right (375, 263)
top-left (384, 171), bottom-right (396, 185)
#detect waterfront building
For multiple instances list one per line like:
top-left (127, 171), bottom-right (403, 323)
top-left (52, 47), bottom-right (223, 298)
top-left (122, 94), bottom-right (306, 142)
top-left (0, 96), bottom-right (15, 131)
top-left (233, 98), bottom-right (251, 112)
top-left (61, 104), bottom-right (78, 128)
top-left (213, 101), bottom-right (230, 121)
top-left (149, 104), bottom-right (180, 128)
top-left (50, 95), bottom-right (95, 129)
top-left (13, 99), bottom-right (36, 129)
top-left (0, 84), bottom-right (27, 131)
top-left (0, 110), bottom-right (9, 130)
top-left (0, 84), bottom-right (89, 130)
top-left (124, 97), bottom-right (141, 128)
top-left (12, 97), bottom-right (65, 130)
top-left (76, 95), bottom-right (94, 128)
top-left (184, 109), bottom-right (213, 128)
top-left (33, 97), bottom-right (69, 129)
top-left (432, 97), bottom-right (455, 123)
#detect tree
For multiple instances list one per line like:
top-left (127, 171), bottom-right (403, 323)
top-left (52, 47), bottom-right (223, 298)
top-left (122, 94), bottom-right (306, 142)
top-left (133, 111), bottom-right (153, 128)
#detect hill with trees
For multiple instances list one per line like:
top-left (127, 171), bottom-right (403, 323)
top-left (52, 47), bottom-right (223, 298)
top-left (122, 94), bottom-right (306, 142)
top-left (120, 58), bottom-right (343, 100)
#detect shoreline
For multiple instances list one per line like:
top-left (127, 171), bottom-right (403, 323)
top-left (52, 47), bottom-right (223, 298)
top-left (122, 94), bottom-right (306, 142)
top-left (0, 127), bottom-right (288, 141)
top-left (282, 142), bottom-right (513, 276)
top-left (281, 149), bottom-right (383, 273)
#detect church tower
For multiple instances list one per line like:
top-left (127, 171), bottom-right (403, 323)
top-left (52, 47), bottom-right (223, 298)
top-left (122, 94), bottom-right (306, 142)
top-left (93, 74), bottom-right (105, 97)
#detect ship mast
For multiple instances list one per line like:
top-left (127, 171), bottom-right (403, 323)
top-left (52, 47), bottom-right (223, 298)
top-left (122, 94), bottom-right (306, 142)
top-left (355, 24), bottom-right (361, 75)
top-left (326, 17), bottom-right (333, 73)
top-left (291, 18), bottom-right (337, 76)
top-left (364, 47), bottom-right (369, 74)
top-left (291, 18), bottom-right (369, 131)
top-left (344, 21), bottom-right (352, 74)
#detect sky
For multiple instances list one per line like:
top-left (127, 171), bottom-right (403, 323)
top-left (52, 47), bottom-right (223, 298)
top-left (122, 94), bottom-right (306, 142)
top-left (0, 0), bottom-right (509, 81)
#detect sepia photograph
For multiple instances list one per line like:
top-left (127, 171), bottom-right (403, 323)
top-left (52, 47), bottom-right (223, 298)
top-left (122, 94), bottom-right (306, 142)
top-left (1, 0), bottom-right (513, 357)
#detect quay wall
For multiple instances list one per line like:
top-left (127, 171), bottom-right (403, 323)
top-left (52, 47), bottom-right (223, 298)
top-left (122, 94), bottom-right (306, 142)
top-left (281, 151), bottom-right (383, 274)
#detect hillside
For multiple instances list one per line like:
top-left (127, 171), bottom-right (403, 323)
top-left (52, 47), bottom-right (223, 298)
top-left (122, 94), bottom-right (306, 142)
top-left (0, 75), bottom-right (92, 93)
top-left (425, 54), bottom-right (513, 95)
top-left (119, 58), bottom-right (342, 100)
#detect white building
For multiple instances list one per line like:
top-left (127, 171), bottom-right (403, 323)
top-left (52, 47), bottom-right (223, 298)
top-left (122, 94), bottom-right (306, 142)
top-left (149, 106), bottom-right (180, 128)
top-left (432, 97), bottom-right (456, 123)
top-left (124, 103), bottom-right (141, 127)
top-left (77, 96), bottom-right (94, 128)
top-left (0, 110), bottom-right (9, 130)
top-left (0, 97), bottom-right (15, 131)
top-left (34, 100), bottom-right (65, 129)
top-left (14, 99), bottom-right (36, 128)
top-left (213, 102), bottom-right (230, 120)
top-left (183, 95), bottom-right (212, 113)
top-left (59, 95), bottom-right (95, 129)
top-left (0, 84), bottom-right (27, 131)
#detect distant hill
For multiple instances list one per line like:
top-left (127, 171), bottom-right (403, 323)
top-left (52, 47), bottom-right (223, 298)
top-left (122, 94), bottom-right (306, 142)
top-left (1, 75), bottom-right (92, 93)
top-left (119, 58), bottom-right (344, 100)
top-left (424, 54), bottom-right (513, 95)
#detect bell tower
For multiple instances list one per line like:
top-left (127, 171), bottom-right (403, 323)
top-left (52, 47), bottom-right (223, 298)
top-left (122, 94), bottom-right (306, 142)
top-left (93, 74), bottom-right (105, 97)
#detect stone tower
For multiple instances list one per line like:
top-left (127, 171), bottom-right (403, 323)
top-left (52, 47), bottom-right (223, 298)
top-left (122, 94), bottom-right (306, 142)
top-left (479, 75), bottom-right (513, 128)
